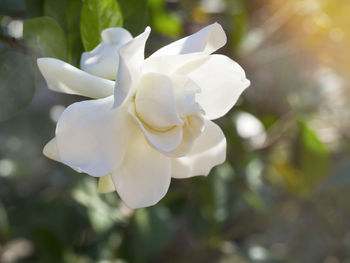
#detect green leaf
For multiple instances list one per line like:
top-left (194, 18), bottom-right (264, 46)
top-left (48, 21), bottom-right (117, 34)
top-left (0, 202), bottom-right (9, 238)
top-left (25, 0), bottom-right (44, 18)
top-left (0, 50), bottom-right (35, 122)
top-left (297, 120), bottom-right (330, 189)
top-left (277, 119), bottom-right (330, 196)
top-left (23, 16), bottom-right (67, 60)
top-left (44, 0), bottom-right (83, 64)
top-left (80, 0), bottom-right (123, 51)
top-left (119, 0), bottom-right (149, 36)
top-left (226, 0), bottom-right (247, 50)
top-left (148, 0), bottom-right (181, 37)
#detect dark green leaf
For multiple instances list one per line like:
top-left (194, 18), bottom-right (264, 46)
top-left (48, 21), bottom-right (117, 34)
top-left (119, 0), bottom-right (149, 36)
top-left (25, 0), bottom-right (44, 18)
top-left (0, 50), bottom-right (35, 122)
top-left (44, 0), bottom-right (83, 64)
top-left (80, 0), bottom-right (123, 51)
top-left (23, 16), bottom-right (67, 60)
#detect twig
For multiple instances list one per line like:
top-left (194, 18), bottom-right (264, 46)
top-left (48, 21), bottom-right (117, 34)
top-left (0, 31), bottom-right (40, 57)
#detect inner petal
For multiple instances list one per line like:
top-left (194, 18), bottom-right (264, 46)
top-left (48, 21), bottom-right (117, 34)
top-left (172, 75), bottom-right (203, 118)
top-left (135, 72), bottom-right (183, 131)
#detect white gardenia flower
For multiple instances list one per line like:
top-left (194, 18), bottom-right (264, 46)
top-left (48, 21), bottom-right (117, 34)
top-left (38, 23), bottom-right (250, 209)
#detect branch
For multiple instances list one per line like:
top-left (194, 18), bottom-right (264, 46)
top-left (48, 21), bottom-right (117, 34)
top-left (0, 31), bottom-right (40, 57)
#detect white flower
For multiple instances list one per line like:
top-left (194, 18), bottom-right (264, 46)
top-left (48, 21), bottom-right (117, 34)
top-left (38, 23), bottom-right (250, 209)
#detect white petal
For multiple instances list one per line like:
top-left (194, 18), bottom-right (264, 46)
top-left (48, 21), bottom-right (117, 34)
top-left (80, 28), bottom-right (132, 80)
top-left (128, 104), bottom-right (183, 153)
top-left (111, 128), bottom-right (171, 209)
top-left (142, 52), bottom-right (205, 75)
top-left (43, 138), bottom-right (60, 162)
top-left (56, 96), bottom-right (132, 177)
top-left (135, 72), bottom-right (183, 130)
top-left (171, 119), bottom-right (226, 178)
top-left (150, 22), bottom-right (226, 58)
top-left (37, 58), bottom-right (114, 98)
top-left (98, 174), bottom-right (115, 194)
top-left (114, 27), bottom-right (151, 107)
top-left (165, 122), bottom-right (195, 158)
top-left (172, 75), bottom-right (202, 118)
top-left (101, 27), bottom-right (133, 45)
top-left (177, 54), bottom-right (250, 120)
top-left (165, 114), bottom-right (205, 158)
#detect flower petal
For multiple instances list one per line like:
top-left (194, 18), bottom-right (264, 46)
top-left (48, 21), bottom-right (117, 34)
top-left (150, 22), bottom-right (226, 58)
top-left (43, 137), bottom-right (60, 162)
top-left (142, 52), bottom-right (205, 75)
top-left (80, 28), bottom-right (132, 80)
top-left (111, 128), bottom-right (171, 209)
top-left (171, 119), bottom-right (226, 178)
top-left (114, 27), bottom-right (151, 107)
top-left (37, 58), bottom-right (114, 98)
top-left (128, 103), bottom-right (183, 153)
top-left (98, 174), bottom-right (115, 194)
top-left (172, 75), bottom-right (202, 118)
top-left (177, 54), bottom-right (250, 120)
top-left (165, 114), bottom-right (205, 158)
top-left (135, 72), bottom-right (183, 130)
top-left (101, 27), bottom-right (133, 45)
top-left (56, 96), bottom-right (132, 177)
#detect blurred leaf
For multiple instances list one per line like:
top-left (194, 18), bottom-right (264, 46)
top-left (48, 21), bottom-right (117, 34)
top-left (25, 0), bottom-right (44, 18)
top-left (275, 161), bottom-right (304, 193)
top-left (32, 227), bottom-right (63, 263)
top-left (242, 190), bottom-right (266, 212)
top-left (297, 120), bottom-right (330, 188)
top-left (119, 0), bottom-right (149, 36)
top-left (226, 0), bottom-right (247, 50)
top-left (148, 0), bottom-right (181, 37)
top-left (120, 205), bottom-right (174, 262)
top-left (80, 0), bottom-right (123, 51)
top-left (0, 202), bottom-right (9, 239)
top-left (44, 0), bottom-right (83, 64)
top-left (23, 16), bottom-right (67, 60)
top-left (276, 120), bottom-right (330, 195)
top-left (72, 177), bottom-right (126, 233)
top-left (189, 176), bottom-right (218, 238)
top-left (0, 50), bottom-right (35, 122)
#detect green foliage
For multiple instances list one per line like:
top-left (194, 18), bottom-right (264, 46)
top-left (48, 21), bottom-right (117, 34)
top-left (25, 0), bottom-right (44, 18)
top-left (80, 0), bottom-right (123, 51)
top-left (44, 0), bottom-right (83, 64)
top-left (120, 206), bottom-right (174, 262)
top-left (276, 119), bottom-right (330, 196)
top-left (23, 16), bottom-right (67, 60)
top-left (0, 49), bottom-right (35, 122)
top-left (227, 0), bottom-right (248, 50)
top-left (297, 119), bottom-right (330, 179)
top-left (119, 0), bottom-right (149, 36)
top-left (148, 0), bottom-right (181, 37)
top-left (0, 202), bottom-right (9, 239)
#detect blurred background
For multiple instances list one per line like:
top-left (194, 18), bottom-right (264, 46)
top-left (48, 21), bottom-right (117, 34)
top-left (1, 0), bottom-right (350, 262)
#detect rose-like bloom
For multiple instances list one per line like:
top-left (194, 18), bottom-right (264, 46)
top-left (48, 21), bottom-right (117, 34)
top-left (39, 23), bottom-right (250, 208)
